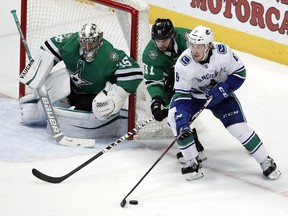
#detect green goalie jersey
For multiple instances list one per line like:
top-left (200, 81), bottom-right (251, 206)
top-left (41, 32), bottom-right (143, 95)
top-left (142, 27), bottom-right (190, 106)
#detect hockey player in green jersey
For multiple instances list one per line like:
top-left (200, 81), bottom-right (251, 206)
top-left (142, 18), bottom-right (205, 161)
top-left (19, 23), bottom-right (143, 140)
top-left (142, 18), bottom-right (190, 122)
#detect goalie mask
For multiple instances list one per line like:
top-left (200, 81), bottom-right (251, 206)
top-left (78, 23), bottom-right (103, 62)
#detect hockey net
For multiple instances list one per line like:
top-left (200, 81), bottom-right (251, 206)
top-left (19, 0), bottom-right (174, 139)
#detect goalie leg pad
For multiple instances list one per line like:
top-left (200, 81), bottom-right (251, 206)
top-left (50, 106), bottom-right (125, 139)
top-left (45, 67), bottom-right (71, 103)
top-left (19, 93), bottom-right (46, 124)
top-left (18, 66), bottom-right (71, 125)
top-left (19, 49), bottom-right (55, 89)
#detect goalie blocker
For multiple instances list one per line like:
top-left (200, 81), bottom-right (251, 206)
top-left (19, 49), bottom-right (54, 89)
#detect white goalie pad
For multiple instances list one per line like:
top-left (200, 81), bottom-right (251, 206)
top-left (49, 106), bottom-right (128, 139)
top-left (19, 68), bottom-right (71, 125)
top-left (19, 93), bottom-right (46, 124)
top-left (92, 82), bottom-right (129, 120)
top-left (19, 49), bottom-right (54, 89)
top-left (45, 68), bottom-right (71, 103)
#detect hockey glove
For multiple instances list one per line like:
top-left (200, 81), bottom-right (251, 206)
top-left (175, 110), bottom-right (191, 138)
top-left (151, 96), bottom-right (168, 121)
top-left (92, 82), bottom-right (129, 120)
top-left (207, 82), bottom-right (231, 108)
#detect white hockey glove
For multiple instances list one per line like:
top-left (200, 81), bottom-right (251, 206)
top-left (19, 49), bottom-right (54, 89)
top-left (92, 82), bottom-right (129, 120)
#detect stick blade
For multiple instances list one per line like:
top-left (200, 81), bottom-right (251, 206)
top-left (120, 199), bottom-right (126, 208)
top-left (32, 168), bottom-right (65, 184)
top-left (58, 136), bottom-right (95, 148)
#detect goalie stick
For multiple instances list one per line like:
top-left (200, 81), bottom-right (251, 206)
top-left (32, 117), bottom-right (154, 183)
top-left (11, 9), bottom-right (95, 148)
top-left (120, 97), bottom-right (212, 208)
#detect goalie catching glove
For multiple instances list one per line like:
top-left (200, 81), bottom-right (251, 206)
top-left (92, 82), bottom-right (129, 120)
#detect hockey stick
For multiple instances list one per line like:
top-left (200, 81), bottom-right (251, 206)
top-left (11, 9), bottom-right (95, 147)
top-left (120, 97), bottom-right (212, 207)
top-left (32, 117), bottom-right (154, 183)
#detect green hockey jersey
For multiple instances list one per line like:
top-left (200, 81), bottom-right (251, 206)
top-left (41, 32), bottom-right (143, 95)
top-left (142, 27), bottom-right (190, 106)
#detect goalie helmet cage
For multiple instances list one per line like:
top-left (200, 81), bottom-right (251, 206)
top-left (19, 0), bottom-right (174, 139)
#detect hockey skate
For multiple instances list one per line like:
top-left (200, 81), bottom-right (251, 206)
top-left (260, 157), bottom-right (281, 180)
top-left (176, 151), bottom-right (206, 164)
top-left (181, 159), bottom-right (204, 181)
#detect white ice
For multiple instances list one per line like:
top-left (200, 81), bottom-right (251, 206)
top-left (1, 1), bottom-right (288, 216)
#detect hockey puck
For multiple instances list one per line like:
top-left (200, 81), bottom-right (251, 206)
top-left (129, 200), bottom-right (138, 205)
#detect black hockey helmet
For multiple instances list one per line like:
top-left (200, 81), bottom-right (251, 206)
top-left (151, 18), bottom-right (174, 40)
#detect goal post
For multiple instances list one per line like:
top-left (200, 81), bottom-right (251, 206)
top-left (19, 0), bottom-right (174, 139)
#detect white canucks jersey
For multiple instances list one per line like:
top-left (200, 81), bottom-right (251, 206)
top-left (174, 42), bottom-right (245, 99)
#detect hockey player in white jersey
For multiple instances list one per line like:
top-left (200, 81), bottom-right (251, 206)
top-left (168, 25), bottom-right (281, 181)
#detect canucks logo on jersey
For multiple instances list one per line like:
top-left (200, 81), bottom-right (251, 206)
top-left (180, 55), bottom-right (191, 66)
top-left (216, 44), bottom-right (227, 54)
